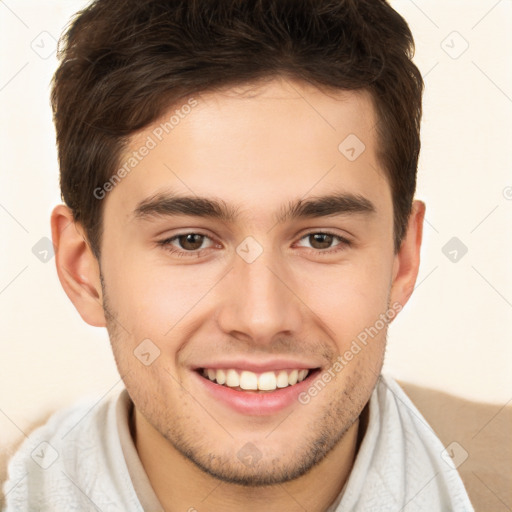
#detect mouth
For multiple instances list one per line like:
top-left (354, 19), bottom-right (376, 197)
top-left (191, 360), bottom-right (323, 415)
top-left (195, 367), bottom-right (320, 393)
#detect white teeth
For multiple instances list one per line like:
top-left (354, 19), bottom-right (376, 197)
top-left (298, 369), bottom-right (308, 382)
top-left (226, 369), bottom-right (240, 387)
top-left (201, 368), bottom-right (311, 391)
top-left (258, 371), bottom-right (277, 390)
top-left (216, 369), bottom-right (226, 385)
top-left (239, 371), bottom-right (258, 390)
top-left (276, 370), bottom-right (289, 388)
top-left (288, 369), bottom-right (298, 385)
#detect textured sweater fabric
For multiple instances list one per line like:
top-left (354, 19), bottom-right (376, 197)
top-left (2, 374), bottom-right (474, 511)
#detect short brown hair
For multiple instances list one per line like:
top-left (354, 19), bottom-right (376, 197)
top-left (51, 0), bottom-right (423, 258)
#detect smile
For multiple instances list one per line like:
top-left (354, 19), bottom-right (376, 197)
top-left (192, 362), bottom-right (322, 415)
top-left (199, 368), bottom-right (311, 392)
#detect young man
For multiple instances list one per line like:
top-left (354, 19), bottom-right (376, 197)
top-left (3, 0), bottom-right (473, 510)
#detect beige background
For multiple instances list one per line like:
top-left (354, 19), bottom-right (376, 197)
top-left (1, 0), bottom-right (511, 455)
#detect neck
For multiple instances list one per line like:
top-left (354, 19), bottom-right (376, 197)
top-left (133, 406), bottom-right (366, 512)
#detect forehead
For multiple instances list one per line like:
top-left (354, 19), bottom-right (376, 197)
top-left (104, 77), bottom-right (388, 224)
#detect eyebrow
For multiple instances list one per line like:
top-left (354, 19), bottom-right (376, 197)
top-left (132, 190), bottom-right (376, 225)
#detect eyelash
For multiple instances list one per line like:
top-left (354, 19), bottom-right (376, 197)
top-left (157, 231), bottom-right (352, 258)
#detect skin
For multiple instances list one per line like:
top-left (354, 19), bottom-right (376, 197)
top-left (51, 76), bottom-right (425, 512)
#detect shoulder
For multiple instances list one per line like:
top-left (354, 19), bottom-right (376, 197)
top-left (370, 374), bottom-right (474, 510)
top-left (394, 377), bottom-right (512, 512)
top-left (1, 389), bottom-right (134, 511)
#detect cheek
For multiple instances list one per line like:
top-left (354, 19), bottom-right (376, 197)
top-left (105, 256), bottom-right (216, 336)
top-left (296, 257), bottom-right (392, 340)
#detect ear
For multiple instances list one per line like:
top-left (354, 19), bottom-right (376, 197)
top-left (50, 204), bottom-right (106, 327)
top-left (389, 200), bottom-right (426, 314)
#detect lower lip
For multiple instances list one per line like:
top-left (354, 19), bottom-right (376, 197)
top-left (193, 369), bottom-right (320, 416)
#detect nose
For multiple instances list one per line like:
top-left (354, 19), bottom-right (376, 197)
top-left (215, 244), bottom-right (303, 346)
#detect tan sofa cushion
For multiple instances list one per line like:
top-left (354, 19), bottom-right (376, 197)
top-left (398, 380), bottom-right (512, 511)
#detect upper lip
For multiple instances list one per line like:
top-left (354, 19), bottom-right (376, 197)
top-left (192, 359), bottom-right (322, 373)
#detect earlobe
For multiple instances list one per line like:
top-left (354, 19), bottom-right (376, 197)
top-left (389, 200), bottom-right (426, 313)
top-left (50, 204), bottom-right (106, 327)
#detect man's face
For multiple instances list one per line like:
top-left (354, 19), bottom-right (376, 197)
top-left (99, 78), bottom-right (397, 485)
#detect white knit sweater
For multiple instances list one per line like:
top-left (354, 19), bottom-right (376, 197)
top-left (2, 374), bottom-right (474, 511)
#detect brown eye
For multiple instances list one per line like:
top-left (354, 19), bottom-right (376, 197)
top-left (176, 233), bottom-right (205, 251)
top-left (158, 232), bottom-right (215, 256)
top-left (295, 231), bottom-right (351, 255)
top-left (308, 233), bottom-right (335, 250)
